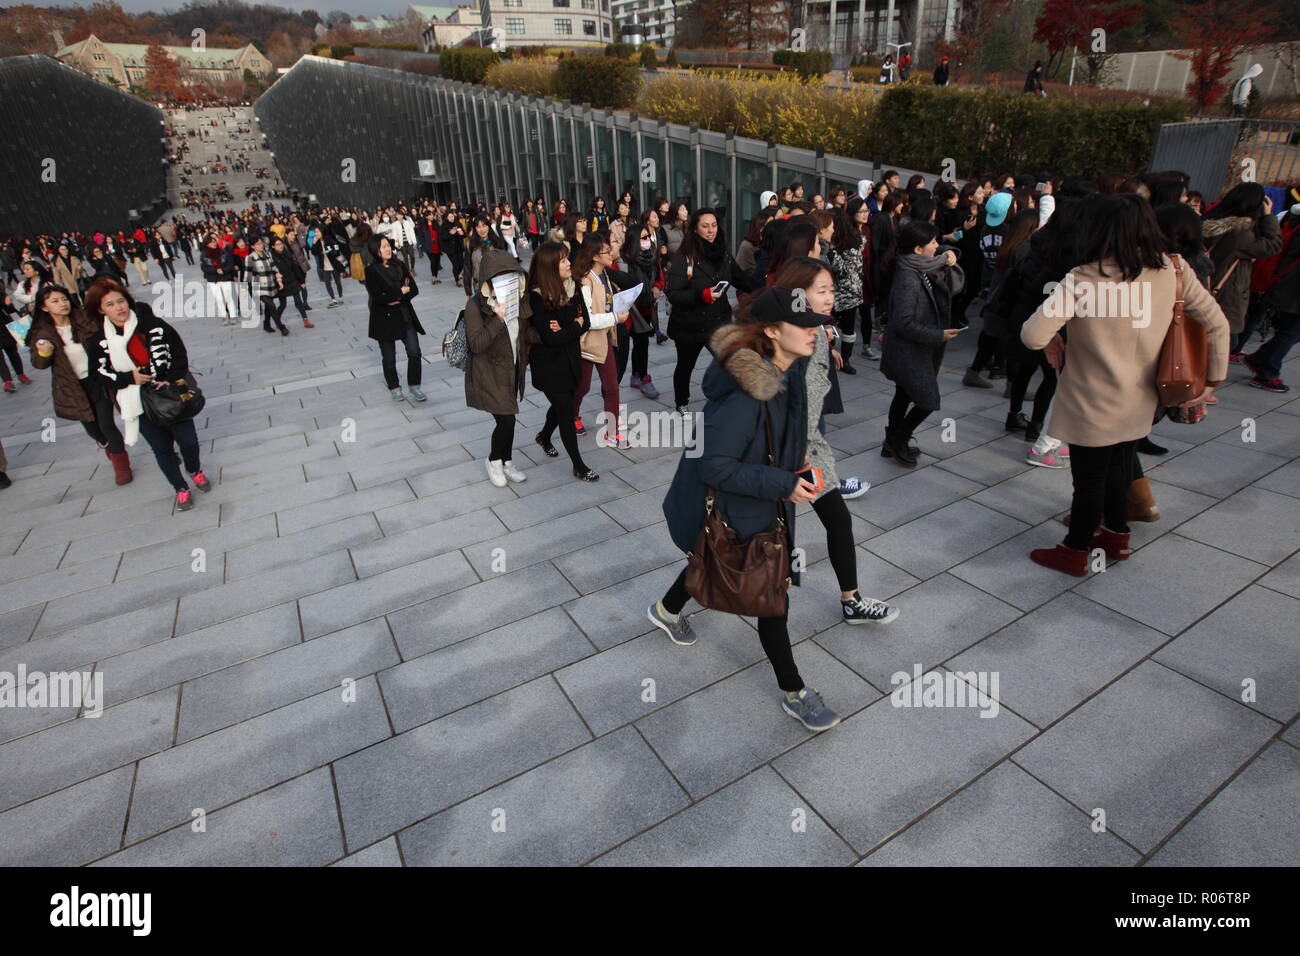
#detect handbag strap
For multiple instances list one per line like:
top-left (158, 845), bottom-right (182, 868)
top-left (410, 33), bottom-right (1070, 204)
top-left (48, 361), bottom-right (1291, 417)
top-left (1171, 253), bottom-right (1185, 324)
top-left (1212, 257), bottom-right (1239, 297)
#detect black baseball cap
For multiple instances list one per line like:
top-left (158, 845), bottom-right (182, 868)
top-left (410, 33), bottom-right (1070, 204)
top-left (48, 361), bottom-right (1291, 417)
top-left (749, 286), bottom-right (827, 329)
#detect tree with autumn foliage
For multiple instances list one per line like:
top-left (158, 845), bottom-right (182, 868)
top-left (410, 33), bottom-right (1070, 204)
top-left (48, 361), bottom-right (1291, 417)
top-left (1033, 0), bottom-right (1141, 84)
top-left (1173, 0), bottom-right (1273, 111)
top-left (679, 0), bottom-right (787, 51)
top-left (932, 0), bottom-right (1011, 72)
top-left (143, 42), bottom-right (184, 99)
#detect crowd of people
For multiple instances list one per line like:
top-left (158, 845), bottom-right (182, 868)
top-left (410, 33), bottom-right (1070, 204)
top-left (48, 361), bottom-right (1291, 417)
top-left (1, 157), bottom-right (1292, 734)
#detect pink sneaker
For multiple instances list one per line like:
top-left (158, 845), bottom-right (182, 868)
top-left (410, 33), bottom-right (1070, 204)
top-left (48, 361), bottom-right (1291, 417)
top-left (176, 488), bottom-right (193, 511)
top-left (1026, 447), bottom-right (1067, 469)
top-left (192, 471), bottom-right (211, 492)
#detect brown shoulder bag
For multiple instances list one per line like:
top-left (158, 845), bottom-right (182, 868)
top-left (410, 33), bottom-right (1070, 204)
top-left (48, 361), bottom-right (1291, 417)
top-left (684, 404), bottom-right (793, 618)
top-left (1156, 253), bottom-right (1209, 423)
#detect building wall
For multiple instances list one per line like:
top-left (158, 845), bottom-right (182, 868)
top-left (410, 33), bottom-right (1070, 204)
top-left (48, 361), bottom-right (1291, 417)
top-left (0, 56), bottom-right (167, 234)
top-left (483, 0), bottom-right (615, 47)
top-left (611, 0), bottom-right (688, 47)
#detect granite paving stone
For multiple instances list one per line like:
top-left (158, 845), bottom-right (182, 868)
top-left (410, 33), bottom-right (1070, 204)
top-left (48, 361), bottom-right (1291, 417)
top-left (333, 677), bottom-right (591, 850)
top-left (400, 728), bottom-right (688, 866)
top-left (126, 677), bottom-right (390, 843)
top-left (0, 765), bottom-right (136, 866)
top-left (1014, 661), bottom-right (1280, 852)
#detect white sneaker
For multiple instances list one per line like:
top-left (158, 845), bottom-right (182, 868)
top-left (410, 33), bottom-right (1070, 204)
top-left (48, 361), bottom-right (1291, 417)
top-left (501, 460), bottom-right (527, 483)
top-left (486, 459), bottom-right (507, 488)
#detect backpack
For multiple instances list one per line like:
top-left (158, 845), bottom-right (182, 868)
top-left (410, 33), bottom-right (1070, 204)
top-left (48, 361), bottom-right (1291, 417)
top-left (1250, 219), bottom-right (1300, 293)
top-left (442, 308), bottom-right (468, 370)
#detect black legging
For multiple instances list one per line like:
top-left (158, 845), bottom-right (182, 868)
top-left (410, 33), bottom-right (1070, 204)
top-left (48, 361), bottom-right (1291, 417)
top-left (426, 251), bottom-right (442, 280)
top-left (0, 341), bottom-right (24, 382)
top-left (662, 568), bottom-right (802, 692)
top-left (888, 384), bottom-right (932, 438)
top-left (1064, 440), bottom-right (1137, 549)
top-left (834, 307), bottom-right (860, 362)
top-left (490, 413), bottom-right (516, 462)
top-left (260, 294), bottom-right (285, 329)
top-left (539, 389), bottom-right (587, 471)
top-left (811, 489), bottom-right (857, 594)
top-left (673, 338), bottom-right (708, 407)
top-left (968, 331), bottom-right (1002, 373)
top-left (322, 270), bottom-right (343, 299)
top-left (157, 259), bottom-right (175, 280)
top-left (78, 378), bottom-right (125, 453)
top-left (1007, 352), bottom-right (1057, 423)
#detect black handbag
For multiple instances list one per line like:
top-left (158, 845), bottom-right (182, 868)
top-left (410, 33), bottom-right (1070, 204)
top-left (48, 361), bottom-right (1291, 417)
top-left (141, 374), bottom-right (205, 426)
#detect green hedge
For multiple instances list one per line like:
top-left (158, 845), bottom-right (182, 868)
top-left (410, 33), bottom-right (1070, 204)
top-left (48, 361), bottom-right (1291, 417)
top-left (772, 49), bottom-right (832, 78)
top-left (555, 55), bottom-right (642, 108)
top-left (640, 44), bottom-right (658, 69)
top-left (874, 84), bottom-right (1187, 181)
top-left (605, 42), bottom-right (637, 60)
top-left (330, 44), bottom-right (355, 59)
top-left (440, 47), bottom-right (500, 84)
top-left (665, 49), bottom-right (679, 68)
top-left (504, 45), bottom-right (549, 60)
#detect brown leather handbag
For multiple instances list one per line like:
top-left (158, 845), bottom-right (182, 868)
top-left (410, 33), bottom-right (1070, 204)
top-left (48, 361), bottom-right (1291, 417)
top-left (1156, 253), bottom-right (1208, 422)
top-left (684, 405), bottom-right (793, 618)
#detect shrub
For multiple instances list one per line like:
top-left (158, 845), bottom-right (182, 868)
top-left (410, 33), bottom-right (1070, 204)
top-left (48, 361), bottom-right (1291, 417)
top-left (504, 45), bottom-right (549, 60)
top-left (873, 84), bottom-right (1187, 181)
top-left (640, 72), bottom-right (875, 158)
top-left (772, 49), bottom-right (832, 79)
top-left (640, 44), bottom-right (658, 69)
top-left (605, 42), bottom-right (637, 60)
top-left (440, 47), bottom-right (500, 84)
top-left (665, 48), bottom-right (679, 69)
top-left (555, 55), bottom-right (642, 108)
top-left (848, 65), bottom-right (875, 83)
top-left (484, 60), bottom-right (557, 98)
top-left (330, 44), bottom-right (355, 59)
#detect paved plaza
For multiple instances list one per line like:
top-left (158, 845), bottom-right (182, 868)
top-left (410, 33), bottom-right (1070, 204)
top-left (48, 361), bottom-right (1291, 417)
top-left (0, 255), bottom-right (1296, 866)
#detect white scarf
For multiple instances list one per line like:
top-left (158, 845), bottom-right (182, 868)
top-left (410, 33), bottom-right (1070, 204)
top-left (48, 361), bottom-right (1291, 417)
top-left (103, 314), bottom-right (143, 446)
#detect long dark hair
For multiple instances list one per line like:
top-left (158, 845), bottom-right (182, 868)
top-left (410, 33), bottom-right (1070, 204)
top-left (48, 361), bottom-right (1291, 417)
top-left (527, 241), bottom-right (571, 309)
top-left (1079, 193), bottom-right (1167, 282)
top-left (679, 207), bottom-right (726, 264)
top-left (31, 284), bottom-right (85, 342)
top-left (769, 256), bottom-right (833, 298)
top-left (766, 221), bottom-right (817, 281)
top-left (470, 214), bottom-right (506, 253)
top-left (1155, 203), bottom-right (1206, 261)
top-left (897, 221), bottom-right (939, 255)
top-left (995, 209), bottom-right (1040, 271)
top-left (1207, 182), bottom-right (1266, 220)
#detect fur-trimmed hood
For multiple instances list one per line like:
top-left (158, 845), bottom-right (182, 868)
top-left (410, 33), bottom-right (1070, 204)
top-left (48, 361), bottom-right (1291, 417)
top-left (706, 323), bottom-right (787, 402)
top-left (1202, 216), bottom-right (1256, 240)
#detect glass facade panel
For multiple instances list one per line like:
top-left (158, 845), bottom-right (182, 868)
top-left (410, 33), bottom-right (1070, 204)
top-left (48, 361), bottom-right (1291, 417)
top-left (701, 147), bottom-right (729, 224)
top-left (736, 157), bottom-right (770, 228)
top-left (639, 137), bottom-right (664, 209)
top-left (616, 129), bottom-right (635, 198)
top-left (670, 141), bottom-right (694, 204)
top-left (595, 126), bottom-right (615, 200)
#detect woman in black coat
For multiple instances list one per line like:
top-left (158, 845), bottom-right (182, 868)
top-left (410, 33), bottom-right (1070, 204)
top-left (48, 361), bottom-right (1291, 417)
top-left (270, 236), bottom-right (311, 327)
top-left (652, 288), bottom-right (845, 732)
top-left (363, 233), bottom-right (425, 402)
top-left (880, 221), bottom-right (964, 466)
top-left (664, 207), bottom-right (754, 412)
top-left (527, 241), bottom-right (596, 481)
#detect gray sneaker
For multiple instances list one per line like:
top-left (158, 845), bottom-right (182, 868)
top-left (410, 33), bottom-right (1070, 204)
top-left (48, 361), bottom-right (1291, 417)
top-left (408, 387), bottom-right (427, 402)
top-left (390, 388), bottom-right (404, 402)
top-left (782, 687), bottom-right (841, 731)
top-left (646, 602), bottom-right (697, 646)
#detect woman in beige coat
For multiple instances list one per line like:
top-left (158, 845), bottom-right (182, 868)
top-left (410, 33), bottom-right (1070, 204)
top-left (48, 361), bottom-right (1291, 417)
top-left (1021, 194), bottom-right (1229, 576)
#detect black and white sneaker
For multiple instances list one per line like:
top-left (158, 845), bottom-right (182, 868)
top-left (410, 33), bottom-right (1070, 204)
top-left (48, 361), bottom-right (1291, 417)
top-left (839, 476), bottom-right (869, 499)
top-left (842, 593), bottom-right (899, 624)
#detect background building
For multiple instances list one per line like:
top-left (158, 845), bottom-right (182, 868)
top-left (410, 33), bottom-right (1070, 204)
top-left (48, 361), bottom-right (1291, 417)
top-left (478, 0), bottom-right (616, 49)
top-left (797, 0), bottom-right (958, 59)
top-left (610, 0), bottom-right (690, 48)
top-left (56, 34), bottom-right (273, 89)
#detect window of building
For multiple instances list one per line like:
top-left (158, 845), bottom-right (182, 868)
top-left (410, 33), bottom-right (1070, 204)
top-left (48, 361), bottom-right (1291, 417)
top-left (553, 0), bottom-right (570, 6)
top-left (583, 19), bottom-right (596, 34)
top-left (602, 0), bottom-right (610, 10)
top-left (506, 16), bottom-right (526, 33)
top-left (582, 0), bottom-right (595, 7)
top-left (554, 17), bottom-right (572, 33)
top-left (603, 21), bottom-right (611, 35)
top-left (504, 0), bottom-right (523, 5)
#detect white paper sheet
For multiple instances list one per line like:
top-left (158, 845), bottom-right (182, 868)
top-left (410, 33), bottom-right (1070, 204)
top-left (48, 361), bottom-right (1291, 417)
top-left (610, 283), bottom-right (643, 314)
top-left (491, 274), bottom-right (519, 324)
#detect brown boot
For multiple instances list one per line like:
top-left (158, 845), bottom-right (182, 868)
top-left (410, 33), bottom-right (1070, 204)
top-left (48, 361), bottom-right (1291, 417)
top-left (1089, 527), bottom-right (1132, 561)
top-left (303, 318), bottom-right (315, 328)
top-left (107, 451), bottom-right (134, 485)
top-left (1126, 477), bottom-right (1160, 522)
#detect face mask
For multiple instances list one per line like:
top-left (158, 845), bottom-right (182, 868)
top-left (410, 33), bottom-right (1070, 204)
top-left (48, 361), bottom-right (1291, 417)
top-left (382, 217), bottom-right (389, 223)
top-left (639, 239), bottom-right (652, 251)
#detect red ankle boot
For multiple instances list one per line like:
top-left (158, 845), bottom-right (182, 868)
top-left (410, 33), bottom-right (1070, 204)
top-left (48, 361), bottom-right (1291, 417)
top-left (1029, 542), bottom-right (1090, 577)
top-left (1090, 527), bottom-right (1131, 561)
top-left (107, 451), bottom-right (134, 485)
